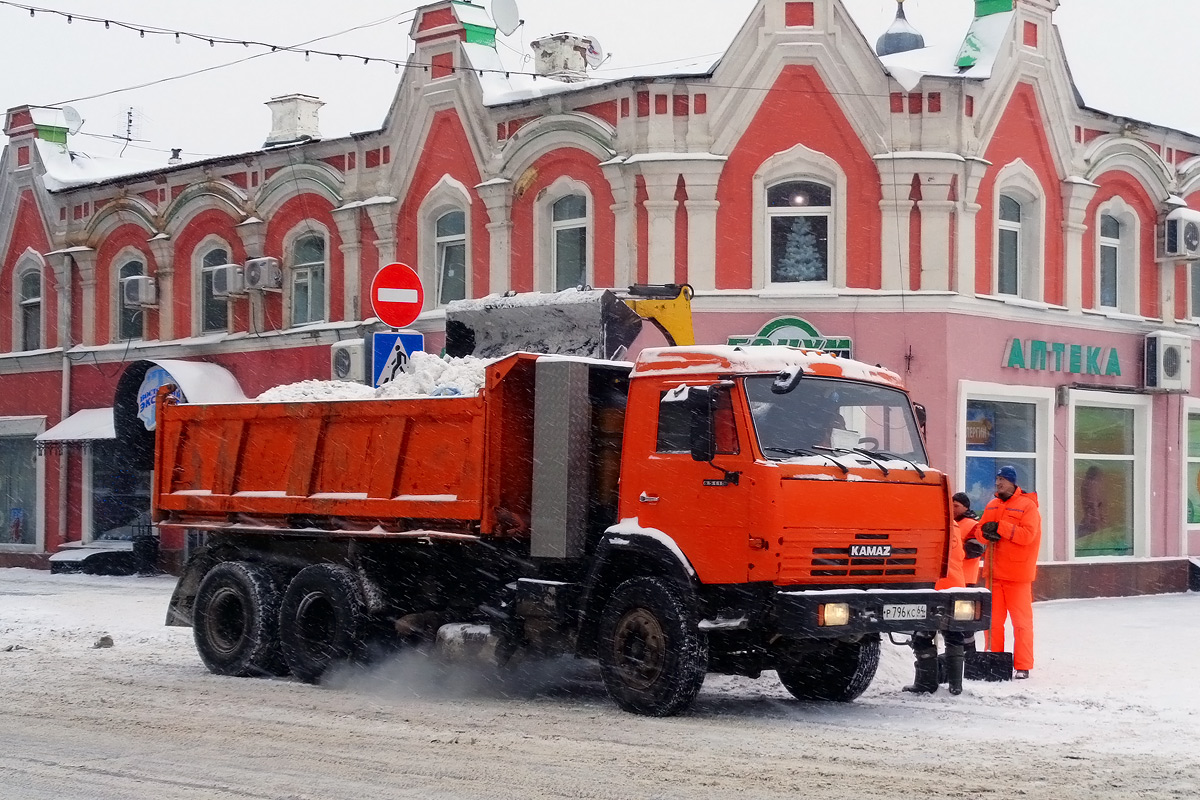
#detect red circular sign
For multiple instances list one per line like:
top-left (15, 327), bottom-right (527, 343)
top-left (370, 262), bottom-right (425, 329)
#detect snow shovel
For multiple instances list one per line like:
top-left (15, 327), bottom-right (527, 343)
top-left (965, 543), bottom-right (1013, 681)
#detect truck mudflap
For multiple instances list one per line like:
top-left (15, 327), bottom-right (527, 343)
top-left (772, 587), bottom-right (991, 638)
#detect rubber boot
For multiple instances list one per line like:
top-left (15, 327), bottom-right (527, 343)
top-left (903, 645), bottom-right (939, 693)
top-left (944, 644), bottom-right (965, 696)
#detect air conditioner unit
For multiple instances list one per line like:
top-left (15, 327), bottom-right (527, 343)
top-left (210, 264), bottom-right (244, 297)
top-left (122, 275), bottom-right (157, 307)
top-left (1161, 208), bottom-right (1200, 260)
top-left (1145, 331), bottom-right (1192, 392)
top-left (330, 339), bottom-right (367, 383)
top-left (244, 256), bottom-right (283, 291)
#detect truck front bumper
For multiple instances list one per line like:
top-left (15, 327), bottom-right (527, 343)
top-left (772, 587), bottom-right (991, 639)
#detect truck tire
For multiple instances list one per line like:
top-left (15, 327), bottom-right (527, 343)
top-left (279, 564), bottom-right (367, 683)
top-left (192, 561), bottom-right (285, 678)
top-left (597, 576), bottom-right (708, 717)
top-left (776, 637), bottom-right (880, 702)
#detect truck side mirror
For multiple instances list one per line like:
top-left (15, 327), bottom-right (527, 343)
top-left (688, 387), bottom-right (716, 463)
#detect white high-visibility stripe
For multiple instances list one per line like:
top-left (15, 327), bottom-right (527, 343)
top-left (377, 288), bottom-right (419, 304)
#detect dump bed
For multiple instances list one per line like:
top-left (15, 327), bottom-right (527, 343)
top-left (153, 355), bottom-right (540, 539)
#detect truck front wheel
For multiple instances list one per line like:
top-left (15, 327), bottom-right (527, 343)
top-left (279, 564), bottom-right (367, 683)
top-left (192, 561), bottom-right (285, 677)
top-left (597, 577), bottom-right (708, 717)
top-left (776, 637), bottom-right (880, 702)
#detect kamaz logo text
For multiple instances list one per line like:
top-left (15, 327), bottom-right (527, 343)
top-left (849, 545), bottom-right (892, 558)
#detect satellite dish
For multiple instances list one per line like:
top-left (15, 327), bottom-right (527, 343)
top-left (61, 105), bottom-right (84, 135)
top-left (492, 0), bottom-right (521, 37)
top-left (584, 36), bottom-right (606, 70)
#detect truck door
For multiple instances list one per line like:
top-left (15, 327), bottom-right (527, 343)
top-left (622, 383), bottom-right (753, 585)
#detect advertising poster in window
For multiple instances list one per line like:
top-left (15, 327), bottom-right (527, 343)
top-left (1073, 460), bottom-right (1134, 557)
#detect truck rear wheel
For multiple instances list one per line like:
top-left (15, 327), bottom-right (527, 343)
top-left (597, 577), bottom-right (708, 716)
top-left (279, 564), bottom-right (367, 683)
top-left (777, 637), bottom-right (880, 702)
top-left (193, 561), bottom-right (285, 678)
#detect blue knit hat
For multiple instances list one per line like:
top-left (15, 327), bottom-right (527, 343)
top-left (996, 465), bottom-right (1019, 485)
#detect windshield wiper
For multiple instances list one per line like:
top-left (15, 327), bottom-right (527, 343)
top-left (814, 445), bottom-right (889, 476)
top-left (763, 446), bottom-right (849, 476)
top-left (852, 448), bottom-right (926, 479)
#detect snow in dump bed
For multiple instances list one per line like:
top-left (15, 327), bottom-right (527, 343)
top-left (633, 345), bottom-right (906, 388)
top-left (445, 286), bottom-right (608, 312)
top-left (255, 351), bottom-right (489, 402)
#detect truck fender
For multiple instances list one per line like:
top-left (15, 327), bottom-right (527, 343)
top-left (166, 544), bottom-right (225, 627)
top-left (575, 525), bottom-right (699, 658)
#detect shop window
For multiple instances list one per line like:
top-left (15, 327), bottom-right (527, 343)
top-left (200, 247), bottom-right (230, 333)
top-left (552, 194), bottom-right (588, 291)
top-left (118, 258), bottom-right (145, 341)
top-left (0, 436), bottom-right (38, 545)
top-left (289, 233), bottom-right (326, 327)
top-left (1190, 264), bottom-right (1200, 321)
top-left (964, 398), bottom-right (1038, 512)
top-left (1072, 405), bottom-right (1137, 557)
top-left (767, 180), bottom-right (832, 284)
top-left (435, 211), bottom-right (467, 305)
top-left (1186, 411), bottom-right (1200, 527)
top-left (18, 269), bottom-right (42, 351)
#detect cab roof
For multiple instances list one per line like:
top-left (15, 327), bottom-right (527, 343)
top-left (630, 345), bottom-right (906, 390)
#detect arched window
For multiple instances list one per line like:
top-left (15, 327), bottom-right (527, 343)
top-left (118, 259), bottom-right (144, 340)
top-left (435, 211), bottom-right (467, 304)
top-left (552, 195), bottom-right (588, 291)
top-left (18, 270), bottom-right (42, 351)
top-left (1094, 199), bottom-right (1139, 315)
top-left (289, 233), bottom-right (326, 326)
top-left (1098, 214), bottom-right (1121, 309)
top-left (200, 247), bottom-right (230, 333)
top-left (767, 181), bottom-right (833, 284)
top-left (997, 194), bottom-right (1023, 296)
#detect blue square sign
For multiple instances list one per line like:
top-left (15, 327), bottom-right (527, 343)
top-left (372, 331), bottom-right (425, 388)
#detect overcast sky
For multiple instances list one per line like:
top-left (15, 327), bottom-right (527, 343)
top-left (1, 0), bottom-right (1198, 166)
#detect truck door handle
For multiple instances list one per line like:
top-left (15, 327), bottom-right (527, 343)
top-left (639, 492), bottom-right (660, 504)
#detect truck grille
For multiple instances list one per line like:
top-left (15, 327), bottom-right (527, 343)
top-left (781, 532), bottom-right (929, 581)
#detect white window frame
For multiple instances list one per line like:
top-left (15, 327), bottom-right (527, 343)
top-left (1181, 397), bottom-right (1200, 557)
top-left (1065, 389), bottom-right (1152, 561)
top-left (434, 211), bottom-right (468, 305)
top-left (957, 380), bottom-right (1055, 562)
top-left (535, 176), bottom-right (594, 292)
top-left (752, 142), bottom-right (847, 293)
top-left (284, 225), bottom-right (330, 328)
top-left (765, 180), bottom-right (834, 288)
top-left (194, 236), bottom-right (234, 336)
top-left (14, 256), bottom-right (44, 352)
top-left (992, 160), bottom-right (1045, 303)
top-left (1094, 197), bottom-right (1139, 316)
top-left (112, 248), bottom-right (146, 342)
top-left (0, 415), bottom-right (46, 554)
top-left (417, 175), bottom-right (474, 306)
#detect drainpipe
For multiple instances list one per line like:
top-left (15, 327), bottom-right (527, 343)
top-left (57, 253), bottom-right (73, 546)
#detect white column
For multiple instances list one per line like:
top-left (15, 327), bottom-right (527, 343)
top-left (332, 207), bottom-right (362, 321)
top-left (1061, 178), bottom-right (1099, 314)
top-left (475, 179), bottom-right (513, 296)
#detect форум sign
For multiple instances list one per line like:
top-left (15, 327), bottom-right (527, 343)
top-left (1003, 338), bottom-right (1122, 377)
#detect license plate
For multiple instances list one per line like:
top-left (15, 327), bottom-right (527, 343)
top-left (883, 603), bottom-right (927, 621)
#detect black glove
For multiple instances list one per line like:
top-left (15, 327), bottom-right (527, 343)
top-left (963, 538), bottom-right (987, 559)
top-left (980, 521), bottom-right (1001, 542)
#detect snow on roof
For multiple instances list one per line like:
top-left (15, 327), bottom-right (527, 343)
top-left (34, 139), bottom-right (163, 192)
top-left (34, 408), bottom-right (114, 444)
top-left (878, 12), bottom-right (1015, 91)
top-left (451, 1), bottom-right (496, 30)
top-left (632, 345), bottom-right (907, 389)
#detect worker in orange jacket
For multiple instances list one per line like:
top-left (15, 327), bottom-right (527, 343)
top-left (903, 493), bottom-right (977, 696)
top-left (976, 465), bottom-right (1041, 679)
top-left (953, 492), bottom-right (983, 586)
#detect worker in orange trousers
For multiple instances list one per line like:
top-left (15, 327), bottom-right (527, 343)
top-left (976, 465), bottom-right (1041, 679)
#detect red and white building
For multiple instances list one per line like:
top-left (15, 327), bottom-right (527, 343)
top-left (2, 0), bottom-right (1199, 596)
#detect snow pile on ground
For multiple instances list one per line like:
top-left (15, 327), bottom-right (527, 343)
top-left (255, 352), bottom-right (489, 402)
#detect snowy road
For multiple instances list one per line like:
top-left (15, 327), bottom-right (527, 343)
top-left (1, 569), bottom-right (1197, 799)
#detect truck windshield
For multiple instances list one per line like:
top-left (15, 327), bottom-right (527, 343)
top-left (744, 375), bottom-right (927, 465)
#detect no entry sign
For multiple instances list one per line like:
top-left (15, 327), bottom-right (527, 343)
top-left (370, 262), bottom-right (425, 329)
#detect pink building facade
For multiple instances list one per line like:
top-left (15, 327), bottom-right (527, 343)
top-left (2, 0), bottom-right (1199, 596)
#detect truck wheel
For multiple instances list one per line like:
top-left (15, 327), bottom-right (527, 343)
top-left (193, 561), bottom-right (285, 678)
top-left (279, 564), bottom-right (367, 683)
top-left (777, 637), bottom-right (880, 702)
top-left (597, 577), bottom-right (708, 716)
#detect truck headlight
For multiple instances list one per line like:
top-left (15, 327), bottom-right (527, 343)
top-left (819, 603), bottom-right (851, 627)
top-left (953, 600), bottom-right (978, 621)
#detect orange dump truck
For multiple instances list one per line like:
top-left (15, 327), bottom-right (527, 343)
top-left (160, 345), bottom-right (989, 716)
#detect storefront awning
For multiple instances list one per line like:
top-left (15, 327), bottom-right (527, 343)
top-left (35, 408), bottom-right (115, 452)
